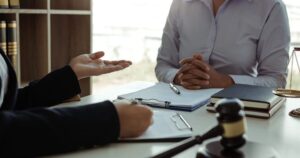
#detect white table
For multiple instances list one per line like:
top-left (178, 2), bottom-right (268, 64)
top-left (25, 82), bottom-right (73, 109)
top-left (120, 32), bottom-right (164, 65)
top-left (47, 82), bottom-right (300, 158)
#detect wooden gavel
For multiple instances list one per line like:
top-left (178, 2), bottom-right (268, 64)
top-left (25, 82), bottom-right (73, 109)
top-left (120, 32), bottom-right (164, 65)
top-left (152, 98), bottom-right (247, 158)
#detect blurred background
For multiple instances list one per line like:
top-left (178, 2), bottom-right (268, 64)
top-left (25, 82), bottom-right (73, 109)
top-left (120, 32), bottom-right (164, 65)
top-left (92, 0), bottom-right (300, 94)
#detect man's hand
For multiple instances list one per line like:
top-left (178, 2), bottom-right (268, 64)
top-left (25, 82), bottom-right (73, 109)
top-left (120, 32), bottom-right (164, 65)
top-left (114, 101), bottom-right (153, 138)
top-left (174, 54), bottom-right (210, 89)
top-left (69, 51), bottom-right (132, 80)
top-left (206, 64), bottom-right (234, 88)
top-left (174, 53), bottom-right (234, 89)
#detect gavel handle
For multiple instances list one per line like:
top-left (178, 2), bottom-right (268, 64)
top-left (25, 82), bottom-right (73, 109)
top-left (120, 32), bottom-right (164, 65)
top-left (152, 136), bottom-right (203, 158)
top-left (152, 125), bottom-right (223, 158)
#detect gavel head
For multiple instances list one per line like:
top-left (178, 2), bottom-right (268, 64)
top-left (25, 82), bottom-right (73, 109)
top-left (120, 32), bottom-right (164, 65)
top-left (215, 98), bottom-right (247, 150)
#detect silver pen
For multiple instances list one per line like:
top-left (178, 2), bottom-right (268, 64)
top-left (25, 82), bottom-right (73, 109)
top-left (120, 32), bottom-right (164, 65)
top-left (169, 82), bottom-right (181, 95)
top-left (177, 113), bottom-right (193, 131)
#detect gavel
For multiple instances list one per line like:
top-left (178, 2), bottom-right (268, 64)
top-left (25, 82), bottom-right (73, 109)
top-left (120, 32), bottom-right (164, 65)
top-left (152, 98), bottom-right (247, 158)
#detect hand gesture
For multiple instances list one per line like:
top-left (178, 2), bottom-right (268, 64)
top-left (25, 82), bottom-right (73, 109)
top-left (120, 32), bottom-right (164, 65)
top-left (69, 51), bottom-right (132, 80)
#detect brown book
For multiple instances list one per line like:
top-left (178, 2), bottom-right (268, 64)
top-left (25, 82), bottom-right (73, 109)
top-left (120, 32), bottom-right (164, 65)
top-left (0, 0), bottom-right (9, 8)
top-left (0, 21), bottom-right (7, 55)
top-left (9, 0), bottom-right (19, 8)
top-left (7, 20), bottom-right (17, 69)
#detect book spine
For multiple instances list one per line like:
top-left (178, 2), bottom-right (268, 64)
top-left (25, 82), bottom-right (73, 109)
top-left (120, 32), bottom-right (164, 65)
top-left (0, 21), bottom-right (7, 55)
top-left (7, 20), bottom-right (17, 69)
top-left (9, 0), bottom-right (19, 8)
top-left (0, 0), bottom-right (9, 8)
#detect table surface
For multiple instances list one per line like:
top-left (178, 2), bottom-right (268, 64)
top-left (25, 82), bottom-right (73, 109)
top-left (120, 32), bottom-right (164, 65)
top-left (46, 82), bottom-right (300, 158)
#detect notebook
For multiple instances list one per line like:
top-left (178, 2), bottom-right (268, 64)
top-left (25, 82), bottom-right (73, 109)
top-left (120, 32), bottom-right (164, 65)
top-left (120, 110), bottom-right (193, 141)
top-left (210, 84), bottom-right (283, 110)
top-left (207, 98), bottom-right (286, 119)
top-left (118, 82), bottom-right (221, 111)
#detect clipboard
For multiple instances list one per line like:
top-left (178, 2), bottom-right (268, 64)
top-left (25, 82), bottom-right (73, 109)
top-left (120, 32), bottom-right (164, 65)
top-left (117, 82), bottom-right (221, 111)
top-left (119, 110), bottom-right (193, 142)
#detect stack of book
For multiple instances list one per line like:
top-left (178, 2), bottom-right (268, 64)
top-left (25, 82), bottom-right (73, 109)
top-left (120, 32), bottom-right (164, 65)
top-left (0, 20), bottom-right (17, 69)
top-left (206, 84), bottom-right (285, 119)
top-left (0, 21), bottom-right (7, 55)
top-left (0, 0), bottom-right (20, 8)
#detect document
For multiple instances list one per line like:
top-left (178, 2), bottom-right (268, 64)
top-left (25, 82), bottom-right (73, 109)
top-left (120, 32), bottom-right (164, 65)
top-left (118, 82), bottom-right (221, 111)
top-left (121, 110), bottom-right (193, 141)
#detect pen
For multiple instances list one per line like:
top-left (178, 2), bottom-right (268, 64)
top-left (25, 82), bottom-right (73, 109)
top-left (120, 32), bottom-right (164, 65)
top-left (113, 98), bottom-right (138, 105)
top-left (177, 113), bottom-right (193, 131)
top-left (169, 82), bottom-right (181, 95)
top-left (171, 113), bottom-right (193, 131)
top-left (135, 98), bottom-right (170, 108)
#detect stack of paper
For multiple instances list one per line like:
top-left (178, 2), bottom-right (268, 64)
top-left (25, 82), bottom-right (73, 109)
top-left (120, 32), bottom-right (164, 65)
top-left (121, 110), bottom-right (192, 141)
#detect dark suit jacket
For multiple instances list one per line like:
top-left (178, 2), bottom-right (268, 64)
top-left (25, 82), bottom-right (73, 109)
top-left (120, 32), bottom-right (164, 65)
top-left (0, 49), bottom-right (120, 157)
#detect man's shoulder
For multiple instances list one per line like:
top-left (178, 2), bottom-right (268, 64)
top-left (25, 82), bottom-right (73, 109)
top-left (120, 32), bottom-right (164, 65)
top-left (177, 0), bottom-right (285, 7)
top-left (251, 0), bottom-right (286, 7)
top-left (248, 0), bottom-right (287, 16)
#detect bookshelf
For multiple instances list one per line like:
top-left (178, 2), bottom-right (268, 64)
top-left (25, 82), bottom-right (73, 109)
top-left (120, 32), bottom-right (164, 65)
top-left (0, 0), bottom-right (92, 96)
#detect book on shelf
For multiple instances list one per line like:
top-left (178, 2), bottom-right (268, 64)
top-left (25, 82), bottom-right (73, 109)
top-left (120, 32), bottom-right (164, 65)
top-left (0, 0), bottom-right (19, 8)
top-left (8, 0), bottom-right (19, 8)
top-left (7, 20), bottom-right (17, 69)
top-left (207, 84), bottom-right (285, 118)
top-left (0, 21), bottom-right (7, 55)
top-left (0, 0), bottom-right (9, 8)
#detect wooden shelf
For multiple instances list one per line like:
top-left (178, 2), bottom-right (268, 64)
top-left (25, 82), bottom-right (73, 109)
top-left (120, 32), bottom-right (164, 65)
top-left (0, 9), bottom-right (19, 14)
top-left (51, 0), bottom-right (91, 10)
top-left (19, 14), bottom-right (48, 82)
top-left (20, 0), bottom-right (47, 9)
top-left (50, 10), bottom-right (91, 15)
top-left (0, 9), bottom-right (47, 15)
top-left (0, 9), bottom-right (91, 15)
top-left (0, 0), bottom-right (92, 96)
top-left (0, 9), bottom-right (47, 14)
top-left (18, 9), bottom-right (48, 14)
top-left (51, 15), bottom-right (91, 96)
top-left (0, 0), bottom-right (47, 10)
top-left (0, 13), bottom-right (16, 20)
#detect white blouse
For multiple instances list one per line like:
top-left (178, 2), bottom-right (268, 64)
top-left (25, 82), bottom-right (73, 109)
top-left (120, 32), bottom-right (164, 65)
top-left (155, 0), bottom-right (290, 88)
top-left (0, 54), bottom-right (9, 106)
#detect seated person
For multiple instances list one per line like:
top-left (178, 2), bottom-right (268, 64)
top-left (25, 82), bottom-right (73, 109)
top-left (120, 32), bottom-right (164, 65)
top-left (155, 0), bottom-right (290, 89)
top-left (0, 49), bottom-right (153, 157)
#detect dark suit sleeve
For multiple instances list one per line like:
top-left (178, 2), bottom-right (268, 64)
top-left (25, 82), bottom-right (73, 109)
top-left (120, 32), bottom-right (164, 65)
top-left (0, 100), bottom-right (120, 157)
top-left (15, 65), bottom-right (81, 110)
